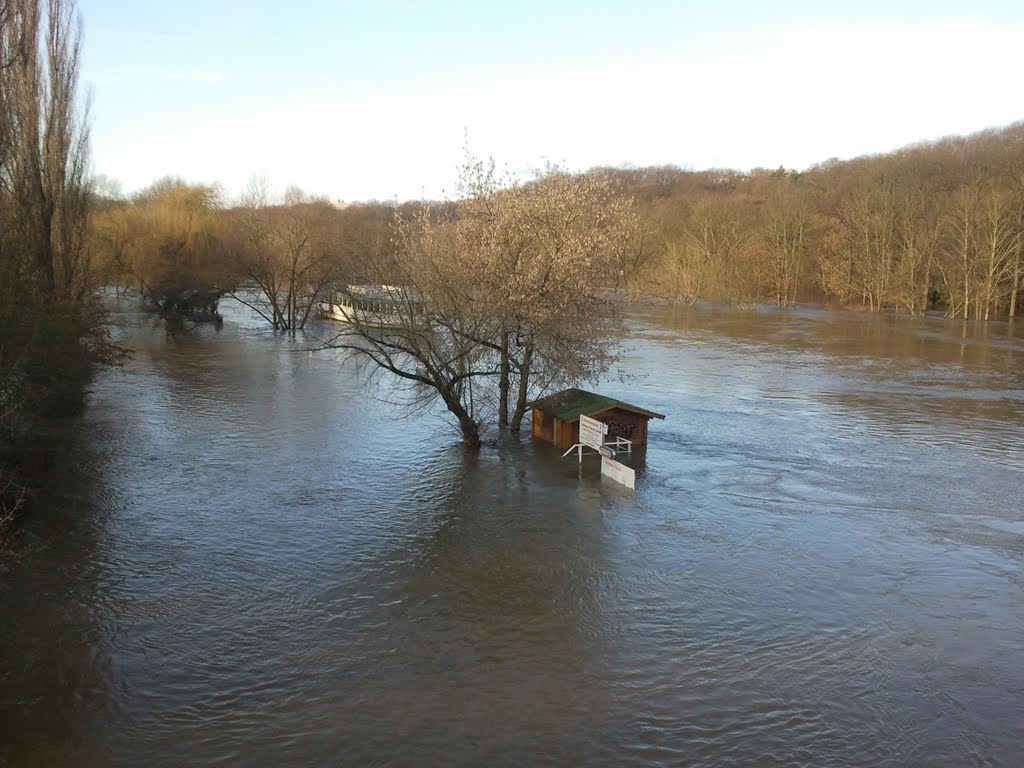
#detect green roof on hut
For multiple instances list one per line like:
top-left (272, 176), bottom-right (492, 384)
top-left (528, 388), bottom-right (666, 423)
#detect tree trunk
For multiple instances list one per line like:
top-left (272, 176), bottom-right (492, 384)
top-left (1010, 245), bottom-right (1020, 318)
top-left (439, 388), bottom-right (481, 450)
top-left (458, 412), bottom-right (481, 450)
top-left (922, 252), bottom-right (934, 314)
top-left (497, 328), bottom-right (510, 428)
top-left (508, 340), bottom-right (534, 432)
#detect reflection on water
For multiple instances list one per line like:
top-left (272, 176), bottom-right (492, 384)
top-left (1, 299), bottom-right (1022, 767)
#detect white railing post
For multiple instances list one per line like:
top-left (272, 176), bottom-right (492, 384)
top-left (561, 443), bottom-right (591, 463)
top-left (602, 436), bottom-right (632, 454)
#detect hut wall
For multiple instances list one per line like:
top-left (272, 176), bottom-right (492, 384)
top-left (532, 409), bottom-right (555, 444)
top-left (592, 407), bottom-right (650, 446)
top-left (552, 418), bottom-right (580, 451)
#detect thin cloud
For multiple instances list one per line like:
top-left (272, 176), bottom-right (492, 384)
top-left (100, 68), bottom-right (225, 84)
top-left (163, 70), bottom-right (225, 83)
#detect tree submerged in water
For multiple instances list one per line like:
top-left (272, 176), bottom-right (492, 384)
top-left (225, 182), bottom-right (341, 334)
top-left (90, 178), bottom-right (234, 330)
top-left (322, 159), bottom-right (638, 449)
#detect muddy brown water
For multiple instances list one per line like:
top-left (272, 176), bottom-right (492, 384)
top-left (2, 299), bottom-right (1022, 767)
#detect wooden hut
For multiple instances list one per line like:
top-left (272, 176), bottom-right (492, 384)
top-left (529, 388), bottom-right (666, 451)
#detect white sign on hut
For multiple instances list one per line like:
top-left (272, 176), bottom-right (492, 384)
top-left (578, 414), bottom-right (608, 450)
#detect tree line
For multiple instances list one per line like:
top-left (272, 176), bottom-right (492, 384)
top-left (90, 176), bottom-right (392, 331)
top-left (92, 122), bottom-right (1024, 332)
top-left (604, 122), bottom-right (1024, 319)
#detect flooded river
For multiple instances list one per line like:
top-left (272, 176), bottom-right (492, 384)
top-left (2, 300), bottom-right (1022, 767)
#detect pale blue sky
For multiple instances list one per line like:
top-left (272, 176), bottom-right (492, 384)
top-left (78, 0), bottom-right (1024, 203)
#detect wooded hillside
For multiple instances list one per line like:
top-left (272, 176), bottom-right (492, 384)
top-left (601, 122), bottom-right (1024, 319)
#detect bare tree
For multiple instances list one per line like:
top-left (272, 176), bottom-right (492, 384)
top-left (1, 0), bottom-right (90, 298)
top-left (457, 162), bottom-right (636, 430)
top-left (323, 205), bottom-right (497, 449)
top-left (319, 160), bottom-right (637, 447)
top-left (757, 179), bottom-right (808, 307)
top-left (936, 180), bottom-right (980, 320)
top-left (2, 0), bottom-right (107, 554)
top-left (685, 195), bottom-right (756, 307)
top-left (972, 179), bottom-right (1019, 320)
top-left (228, 181), bottom-right (338, 333)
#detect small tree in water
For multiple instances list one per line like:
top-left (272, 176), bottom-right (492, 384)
top-left (225, 181), bottom-right (340, 334)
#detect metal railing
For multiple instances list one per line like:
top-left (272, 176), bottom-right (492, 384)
top-left (561, 436), bottom-right (633, 462)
